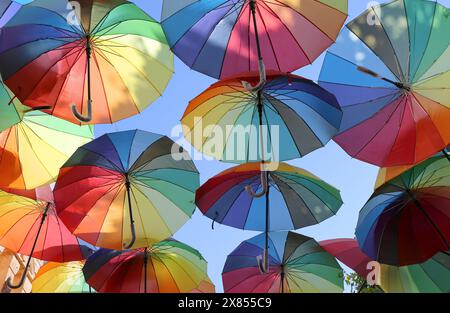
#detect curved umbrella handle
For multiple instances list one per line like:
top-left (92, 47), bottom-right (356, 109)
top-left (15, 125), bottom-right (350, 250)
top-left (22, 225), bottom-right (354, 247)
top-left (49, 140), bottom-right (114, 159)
top-left (6, 273), bottom-right (28, 290)
top-left (256, 252), bottom-right (269, 274)
top-left (123, 222), bottom-right (136, 250)
top-left (242, 59), bottom-right (266, 93)
top-left (245, 171), bottom-right (268, 198)
top-left (71, 99), bottom-right (92, 123)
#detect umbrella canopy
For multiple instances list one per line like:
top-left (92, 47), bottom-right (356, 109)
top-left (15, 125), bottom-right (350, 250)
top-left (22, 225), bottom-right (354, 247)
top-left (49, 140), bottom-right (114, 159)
top-left (54, 130), bottom-right (200, 250)
top-left (380, 251), bottom-right (450, 293)
top-left (182, 71), bottom-right (342, 163)
top-left (161, 0), bottom-right (348, 79)
top-left (0, 79), bottom-right (25, 132)
top-left (32, 261), bottom-right (95, 293)
top-left (196, 162), bottom-right (342, 231)
top-left (0, 110), bottom-right (93, 189)
top-left (0, 1), bottom-right (21, 26)
top-left (356, 153), bottom-right (450, 266)
top-left (319, 238), bottom-right (373, 278)
top-left (319, 0), bottom-right (450, 167)
top-left (83, 239), bottom-right (208, 293)
top-left (223, 231), bottom-right (344, 293)
top-left (0, 0), bottom-right (173, 124)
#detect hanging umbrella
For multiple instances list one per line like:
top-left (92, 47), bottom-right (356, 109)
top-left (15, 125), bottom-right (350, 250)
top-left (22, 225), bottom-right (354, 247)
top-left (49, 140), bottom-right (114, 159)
top-left (196, 162), bottom-right (342, 272)
top-left (0, 0), bottom-right (173, 124)
top-left (356, 152), bottom-right (450, 266)
top-left (319, 238), bottom-right (373, 279)
top-left (161, 0), bottom-right (348, 80)
top-left (0, 110), bottom-right (93, 189)
top-left (32, 261), bottom-right (95, 293)
top-left (319, 0), bottom-right (450, 167)
top-left (0, 189), bottom-right (93, 289)
top-left (83, 239), bottom-right (208, 293)
top-left (54, 130), bottom-right (200, 250)
top-left (182, 71), bottom-right (342, 164)
top-left (375, 148), bottom-right (450, 189)
top-left (380, 251), bottom-right (450, 293)
top-left (223, 231), bottom-right (344, 293)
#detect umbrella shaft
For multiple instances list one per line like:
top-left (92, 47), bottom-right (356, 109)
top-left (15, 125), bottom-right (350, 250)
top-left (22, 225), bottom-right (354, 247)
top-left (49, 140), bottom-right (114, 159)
top-left (257, 91), bottom-right (266, 163)
top-left (249, 0), bottom-right (263, 61)
top-left (86, 36), bottom-right (92, 102)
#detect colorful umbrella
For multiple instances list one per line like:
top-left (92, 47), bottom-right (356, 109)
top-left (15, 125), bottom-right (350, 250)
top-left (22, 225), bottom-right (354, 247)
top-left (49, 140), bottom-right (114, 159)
top-left (319, 0), bottom-right (450, 167)
top-left (0, 189), bottom-right (92, 289)
top-left (83, 239), bottom-right (208, 293)
top-left (54, 130), bottom-right (199, 250)
top-left (32, 261), bottom-right (95, 293)
top-left (356, 152), bottom-right (450, 266)
top-left (161, 0), bottom-right (348, 80)
top-left (319, 238), bottom-right (373, 279)
top-left (223, 231), bottom-right (344, 293)
top-left (0, 0), bottom-right (173, 124)
top-left (182, 71), bottom-right (342, 164)
top-left (380, 251), bottom-right (450, 293)
top-left (0, 110), bottom-right (93, 189)
top-left (197, 162), bottom-right (342, 271)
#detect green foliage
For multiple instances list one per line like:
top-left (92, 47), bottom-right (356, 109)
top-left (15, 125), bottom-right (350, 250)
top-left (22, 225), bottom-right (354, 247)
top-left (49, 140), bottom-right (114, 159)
top-left (345, 272), bottom-right (384, 293)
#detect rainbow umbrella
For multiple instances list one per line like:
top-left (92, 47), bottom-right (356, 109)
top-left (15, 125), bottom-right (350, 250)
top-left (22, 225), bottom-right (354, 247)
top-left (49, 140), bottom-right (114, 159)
top-left (32, 261), bottom-right (95, 293)
top-left (161, 0), bottom-right (347, 80)
top-left (356, 152), bottom-right (450, 266)
top-left (319, 238), bottom-right (373, 279)
top-left (0, 0), bottom-right (173, 124)
top-left (380, 251), bottom-right (450, 293)
top-left (54, 130), bottom-right (199, 250)
top-left (0, 110), bottom-right (93, 189)
top-left (319, 0), bottom-right (450, 167)
top-left (182, 71), bottom-right (342, 164)
top-left (0, 189), bottom-right (92, 289)
top-left (83, 239), bottom-right (208, 293)
top-left (223, 231), bottom-right (344, 293)
top-left (196, 162), bottom-right (342, 272)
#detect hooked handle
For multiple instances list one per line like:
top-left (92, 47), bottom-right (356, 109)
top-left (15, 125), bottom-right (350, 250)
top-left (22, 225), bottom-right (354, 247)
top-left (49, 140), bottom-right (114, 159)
top-left (245, 171), bottom-right (268, 198)
top-left (242, 59), bottom-right (267, 93)
top-left (71, 99), bottom-right (92, 123)
top-left (256, 250), bottom-right (269, 274)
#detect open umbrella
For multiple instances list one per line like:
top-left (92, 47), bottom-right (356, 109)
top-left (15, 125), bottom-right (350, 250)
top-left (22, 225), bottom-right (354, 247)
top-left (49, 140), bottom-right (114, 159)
top-left (0, 189), bottom-right (92, 289)
top-left (223, 231), bottom-right (344, 293)
top-left (196, 162), bottom-right (342, 272)
top-left (319, 0), bottom-right (450, 167)
top-left (83, 239), bottom-right (208, 293)
top-left (356, 152), bottom-right (450, 266)
top-left (54, 130), bottom-right (199, 250)
top-left (32, 261), bottom-right (95, 293)
top-left (0, 109), bottom-right (93, 189)
top-left (182, 71), bottom-right (342, 164)
top-left (161, 0), bottom-right (347, 80)
top-left (0, 0), bottom-right (173, 124)
top-left (319, 238), bottom-right (373, 279)
top-left (380, 251), bottom-right (450, 293)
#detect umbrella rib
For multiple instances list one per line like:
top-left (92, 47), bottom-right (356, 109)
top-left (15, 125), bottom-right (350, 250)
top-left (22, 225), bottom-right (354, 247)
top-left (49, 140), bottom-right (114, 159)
top-left (90, 51), bottom-right (114, 123)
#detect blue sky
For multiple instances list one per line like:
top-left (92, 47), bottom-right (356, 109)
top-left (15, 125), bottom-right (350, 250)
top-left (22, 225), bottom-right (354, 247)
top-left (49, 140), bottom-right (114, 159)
top-left (10, 0), bottom-right (450, 292)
